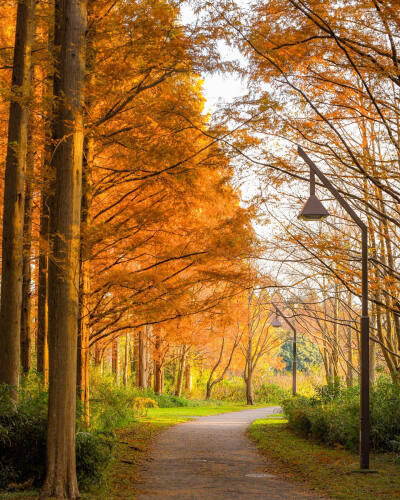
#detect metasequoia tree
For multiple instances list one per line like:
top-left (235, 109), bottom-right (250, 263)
top-left (41, 0), bottom-right (87, 497)
top-left (0, 0), bottom-right (36, 399)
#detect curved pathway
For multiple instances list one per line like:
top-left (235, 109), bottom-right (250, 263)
top-left (136, 406), bottom-right (325, 499)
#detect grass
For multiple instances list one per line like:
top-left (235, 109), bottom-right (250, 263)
top-left (85, 402), bottom-right (256, 499)
top-left (249, 415), bottom-right (400, 500)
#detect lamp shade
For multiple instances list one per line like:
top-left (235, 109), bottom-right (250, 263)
top-left (298, 194), bottom-right (329, 221)
top-left (271, 315), bottom-right (282, 328)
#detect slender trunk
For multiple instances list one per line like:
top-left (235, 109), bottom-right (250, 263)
top-left (41, 0), bottom-right (86, 497)
top-left (146, 326), bottom-right (152, 387)
top-left (369, 320), bottom-right (376, 386)
top-left (246, 370), bottom-right (254, 405)
top-left (37, 184), bottom-right (50, 381)
top-left (138, 329), bottom-right (148, 388)
top-left (123, 333), bottom-right (129, 387)
top-left (134, 333), bottom-right (140, 386)
top-left (346, 326), bottom-right (354, 387)
top-left (77, 135), bottom-right (93, 424)
top-left (175, 345), bottom-right (187, 397)
top-left (20, 116), bottom-right (35, 374)
top-left (153, 336), bottom-right (163, 394)
top-left (0, 0), bottom-right (35, 400)
top-left (37, 9), bottom-right (54, 383)
top-left (332, 286), bottom-right (339, 378)
top-left (154, 360), bottom-right (163, 394)
top-left (77, 254), bottom-right (90, 424)
top-left (94, 343), bottom-right (102, 367)
top-left (185, 363), bottom-right (192, 392)
top-left (112, 338), bottom-right (120, 384)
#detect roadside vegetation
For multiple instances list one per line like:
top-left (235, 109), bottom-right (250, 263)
top-left (0, 369), bottom-right (282, 497)
top-left (249, 414), bottom-right (400, 500)
top-left (249, 377), bottom-right (400, 500)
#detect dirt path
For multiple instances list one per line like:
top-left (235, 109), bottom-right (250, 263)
top-left (136, 406), bottom-right (325, 499)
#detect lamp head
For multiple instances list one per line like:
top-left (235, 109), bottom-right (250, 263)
top-left (271, 315), bottom-right (282, 328)
top-left (298, 194), bottom-right (329, 221)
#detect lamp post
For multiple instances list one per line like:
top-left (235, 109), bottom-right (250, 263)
top-left (297, 146), bottom-right (370, 470)
top-left (272, 304), bottom-right (297, 396)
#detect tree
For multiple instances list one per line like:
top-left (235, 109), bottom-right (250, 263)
top-left (41, 0), bottom-right (87, 497)
top-left (0, 0), bottom-right (36, 400)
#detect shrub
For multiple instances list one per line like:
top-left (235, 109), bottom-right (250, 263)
top-left (132, 397), bottom-right (158, 417)
top-left (255, 383), bottom-right (290, 404)
top-left (76, 431), bottom-right (114, 490)
top-left (282, 377), bottom-right (400, 453)
top-left (0, 376), bottom-right (113, 492)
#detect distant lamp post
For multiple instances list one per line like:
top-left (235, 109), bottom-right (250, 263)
top-left (271, 305), bottom-right (297, 396)
top-left (297, 146), bottom-right (370, 471)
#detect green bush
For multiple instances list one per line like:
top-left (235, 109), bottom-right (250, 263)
top-left (0, 375), bottom-right (113, 492)
top-left (282, 377), bottom-right (400, 453)
top-left (76, 431), bottom-right (114, 490)
top-left (255, 383), bottom-right (290, 404)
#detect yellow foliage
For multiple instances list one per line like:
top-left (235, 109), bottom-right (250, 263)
top-left (132, 397), bottom-right (158, 417)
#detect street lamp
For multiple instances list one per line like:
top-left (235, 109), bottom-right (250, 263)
top-left (271, 315), bottom-right (282, 328)
top-left (297, 146), bottom-right (370, 470)
top-left (272, 304), bottom-right (297, 397)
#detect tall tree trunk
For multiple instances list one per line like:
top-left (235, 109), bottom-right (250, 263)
top-left (0, 0), bottom-right (35, 400)
top-left (175, 345), bottom-right (187, 397)
top-left (20, 118), bottom-right (35, 374)
top-left (154, 359), bottom-right (163, 394)
top-left (112, 338), bottom-right (120, 384)
top-left (123, 333), bottom-right (129, 386)
top-left (134, 333), bottom-right (140, 386)
top-left (153, 335), bottom-right (163, 394)
top-left (138, 329), bottom-right (147, 388)
top-left (332, 286), bottom-right (339, 379)
top-left (37, 183), bottom-right (50, 382)
top-left (185, 363), bottom-right (192, 393)
top-left (245, 363), bottom-right (255, 405)
top-left (37, 7), bottom-right (54, 383)
top-left (41, 0), bottom-right (87, 497)
top-left (94, 343), bottom-right (102, 367)
top-left (77, 135), bottom-right (93, 425)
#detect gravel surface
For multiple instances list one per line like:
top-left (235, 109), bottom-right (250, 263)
top-left (136, 406), bottom-right (326, 499)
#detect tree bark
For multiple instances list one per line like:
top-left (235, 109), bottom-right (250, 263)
top-left (138, 329), bottom-right (148, 388)
top-left (123, 333), bottom-right (129, 386)
top-left (185, 363), bottom-right (192, 393)
top-left (37, 4), bottom-right (54, 383)
top-left (112, 338), bottom-right (120, 384)
top-left (175, 345), bottom-right (187, 397)
top-left (20, 116), bottom-right (35, 374)
top-left (77, 135), bottom-right (93, 425)
top-left (0, 0), bottom-right (36, 400)
top-left (37, 183), bottom-right (50, 382)
top-left (41, 0), bottom-right (87, 497)
top-left (245, 370), bottom-right (254, 405)
top-left (153, 335), bottom-right (163, 394)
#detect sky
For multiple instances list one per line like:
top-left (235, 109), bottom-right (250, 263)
top-left (180, 3), bottom-right (249, 115)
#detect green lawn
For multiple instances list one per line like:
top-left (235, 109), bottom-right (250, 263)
top-left (249, 416), bottom-right (400, 500)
